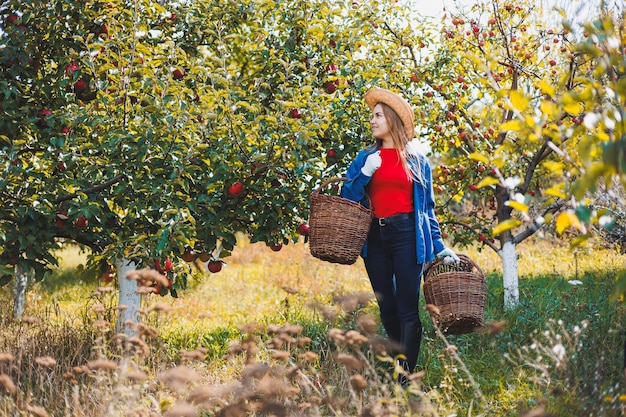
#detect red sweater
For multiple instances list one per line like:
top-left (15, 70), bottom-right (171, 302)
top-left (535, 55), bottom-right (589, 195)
top-left (368, 148), bottom-right (413, 218)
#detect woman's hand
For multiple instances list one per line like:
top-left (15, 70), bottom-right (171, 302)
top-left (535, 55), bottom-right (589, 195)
top-left (436, 247), bottom-right (460, 264)
top-left (361, 151), bottom-right (382, 177)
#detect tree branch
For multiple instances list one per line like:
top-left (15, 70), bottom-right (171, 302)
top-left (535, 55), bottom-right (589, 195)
top-left (53, 174), bottom-right (126, 205)
top-left (512, 199), bottom-right (568, 244)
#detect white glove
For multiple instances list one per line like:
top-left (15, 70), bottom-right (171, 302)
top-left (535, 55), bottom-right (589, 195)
top-left (436, 247), bottom-right (460, 265)
top-left (361, 151), bottom-right (382, 177)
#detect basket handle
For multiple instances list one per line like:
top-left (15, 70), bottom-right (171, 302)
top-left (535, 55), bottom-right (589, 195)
top-left (312, 177), bottom-right (349, 196)
top-left (312, 177), bottom-right (373, 208)
top-left (424, 253), bottom-right (484, 280)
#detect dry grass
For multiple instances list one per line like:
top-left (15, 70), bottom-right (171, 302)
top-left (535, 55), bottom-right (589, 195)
top-left (1, 236), bottom-right (625, 416)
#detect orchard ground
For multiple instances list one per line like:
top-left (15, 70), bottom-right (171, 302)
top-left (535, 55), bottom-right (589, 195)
top-left (1, 235), bottom-right (625, 416)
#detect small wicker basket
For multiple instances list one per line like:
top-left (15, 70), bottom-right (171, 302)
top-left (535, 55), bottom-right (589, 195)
top-left (423, 254), bottom-right (486, 335)
top-left (308, 177), bottom-right (373, 265)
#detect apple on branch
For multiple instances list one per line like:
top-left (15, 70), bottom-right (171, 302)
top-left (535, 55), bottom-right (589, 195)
top-left (269, 243), bottom-right (283, 252)
top-left (297, 223), bottom-right (310, 236)
top-left (289, 108), bottom-right (302, 119)
top-left (182, 249), bottom-right (194, 262)
top-left (207, 260), bottom-right (223, 273)
top-left (226, 181), bottom-right (244, 198)
top-left (75, 215), bottom-right (88, 228)
top-left (173, 68), bottom-right (186, 79)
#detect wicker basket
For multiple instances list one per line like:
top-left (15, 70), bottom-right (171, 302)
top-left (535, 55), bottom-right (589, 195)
top-left (423, 254), bottom-right (486, 335)
top-left (309, 177), bottom-right (373, 265)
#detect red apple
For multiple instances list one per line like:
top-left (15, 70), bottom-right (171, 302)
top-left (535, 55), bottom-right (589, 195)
top-left (297, 223), bottom-right (310, 236)
top-left (164, 258), bottom-right (173, 271)
top-left (102, 265), bottom-right (114, 283)
top-left (472, 26), bottom-right (480, 33)
top-left (411, 73), bottom-right (419, 83)
top-left (326, 148), bottom-right (337, 161)
top-left (435, 125), bottom-right (443, 132)
top-left (182, 249), bottom-right (195, 262)
top-left (469, 184), bottom-right (477, 191)
top-left (289, 108), bottom-right (302, 119)
top-left (65, 62), bottom-right (79, 76)
top-left (6, 14), bottom-right (19, 25)
top-left (75, 215), bottom-right (88, 228)
top-left (226, 181), bottom-right (244, 197)
top-left (39, 108), bottom-right (52, 117)
top-left (270, 243), bottom-right (283, 252)
top-left (208, 260), bottom-right (222, 273)
top-left (61, 125), bottom-right (70, 134)
top-left (488, 18), bottom-right (496, 25)
top-left (478, 234), bottom-right (486, 242)
top-left (549, 59), bottom-right (557, 66)
top-left (74, 79), bottom-right (87, 91)
top-left (323, 81), bottom-right (336, 94)
top-left (477, 165), bottom-right (486, 173)
top-left (173, 68), bottom-right (185, 79)
top-left (57, 161), bottom-right (67, 171)
top-left (325, 63), bottom-right (337, 73)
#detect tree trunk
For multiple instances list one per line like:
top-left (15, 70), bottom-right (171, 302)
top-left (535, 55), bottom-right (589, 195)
top-left (500, 240), bottom-right (519, 310)
top-left (12, 264), bottom-right (27, 319)
top-left (116, 258), bottom-right (140, 335)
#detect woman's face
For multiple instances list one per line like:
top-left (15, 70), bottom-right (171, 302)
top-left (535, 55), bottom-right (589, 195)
top-left (370, 103), bottom-right (392, 144)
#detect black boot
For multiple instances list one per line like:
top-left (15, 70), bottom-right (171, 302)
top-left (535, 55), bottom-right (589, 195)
top-left (397, 320), bottom-right (423, 385)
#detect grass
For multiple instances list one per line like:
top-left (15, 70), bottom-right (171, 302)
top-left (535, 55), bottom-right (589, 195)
top-left (0, 236), bottom-right (625, 416)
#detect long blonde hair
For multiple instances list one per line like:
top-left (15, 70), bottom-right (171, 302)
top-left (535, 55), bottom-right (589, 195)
top-left (372, 102), bottom-right (425, 185)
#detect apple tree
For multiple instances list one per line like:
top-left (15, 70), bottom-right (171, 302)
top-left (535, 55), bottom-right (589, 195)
top-left (374, 0), bottom-right (607, 310)
top-left (552, 9), bottom-right (626, 298)
top-left (0, 0), bottom-right (430, 318)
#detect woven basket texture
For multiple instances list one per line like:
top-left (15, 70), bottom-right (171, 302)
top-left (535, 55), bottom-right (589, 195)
top-left (309, 178), bottom-right (372, 265)
top-left (423, 254), bottom-right (486, 335)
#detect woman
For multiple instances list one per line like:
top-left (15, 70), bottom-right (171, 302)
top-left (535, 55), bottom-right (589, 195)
top-left (341, 88), bottom-right (459, 381)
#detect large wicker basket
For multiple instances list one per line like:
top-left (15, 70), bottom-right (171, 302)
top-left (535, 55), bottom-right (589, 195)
top-left (309, 177), bottom-right (373, 265)
top-left (423, 254), bottom-right (486, 335)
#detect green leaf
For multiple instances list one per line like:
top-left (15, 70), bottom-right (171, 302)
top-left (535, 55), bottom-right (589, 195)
top-left (575, 206), bottom-right (591, 223)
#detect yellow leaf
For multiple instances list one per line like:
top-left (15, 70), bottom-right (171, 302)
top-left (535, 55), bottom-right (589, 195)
top-left (544, 183), bottom-right (567, 199)
top-left (469, 152), bottom-right (489, 164)
top-left (505, 201), bottom-right (529, 213)
top-left (499, 120), bottom-right (523, 132)
top-left (562, 94), bottom-right (583, 115)
top-left (563, 102), bottom-right (583, 115)
top-left (540, 100), bottom-right (557, 117)
top-left (524, 114), bottom-right (536, 128)
top-left (542, 160), bottom-right (564, 174)
top-left (476, 177), bottom-right (499, 188)
top-left (492, 219), bottom-right (522, 236)
top-left (510, 90), bottom-right (528, 111)
top-left (556, 211), bottom-right (582, 234)
top-left (539, 79), bottom-right (556, 97)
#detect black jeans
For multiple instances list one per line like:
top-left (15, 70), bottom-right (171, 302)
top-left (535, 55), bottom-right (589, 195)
top-left (364, 217), bottom-right (424, 325)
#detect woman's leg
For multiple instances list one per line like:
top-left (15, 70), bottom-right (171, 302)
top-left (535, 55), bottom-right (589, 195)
top-left (365, 218), bottom-right (424, 375)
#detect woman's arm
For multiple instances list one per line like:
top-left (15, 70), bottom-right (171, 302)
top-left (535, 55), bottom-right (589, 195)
top-left (340, 150), bottom-right (373, 205)
top-left (423, 157), bottom-right (446, 254)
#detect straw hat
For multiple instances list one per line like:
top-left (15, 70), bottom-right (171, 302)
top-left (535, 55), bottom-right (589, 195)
top-left (364, 88), bottom-right (415, 140)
